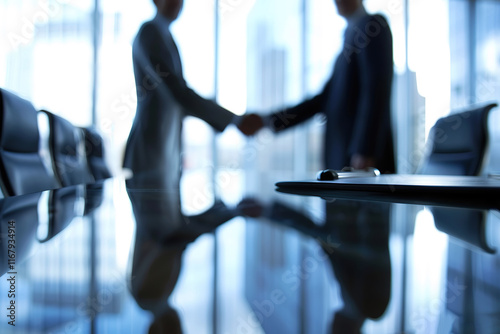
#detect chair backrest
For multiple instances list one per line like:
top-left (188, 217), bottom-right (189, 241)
top-left (0, 89), bottom-right (60, 196)
top-left (40, 110), bottom-right (95, 187)
top-left (418, 103), bottom-right (497, 175)
top-left (81, 127), bottom-right (112, 180)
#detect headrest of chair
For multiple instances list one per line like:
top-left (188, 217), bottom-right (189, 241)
top-left (41, 110), bottom-right (81, 157)
top-left (0, 88), bottom-right (40, 152)
top-left (82, 127), bottom-right (105, 158)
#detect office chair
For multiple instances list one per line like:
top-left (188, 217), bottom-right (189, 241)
top-left (81, 127), bottom-right (112, 181)
top-left (40, 110), bottom-right (95, 187)
top-left (419, 103), bottom-right (497, 253)
top-left (418, 103), bottom-right (497, 175)
top-left (0, 89), bottom-right (60, 196)
top-left (416, 103), bottom-right (499, 332)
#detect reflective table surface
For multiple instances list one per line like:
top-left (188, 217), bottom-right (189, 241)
top-left (1, 173), bottom-right (500, 334)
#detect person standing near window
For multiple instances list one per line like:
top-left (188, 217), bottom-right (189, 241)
top-left (123, 0), bottom-right (262, 189)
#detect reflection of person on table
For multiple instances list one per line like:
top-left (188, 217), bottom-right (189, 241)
top-left (127, 181), bottom-right (237, 333)
top-left (123, 0), bottom-right (261, 190)
top-left (238, 199), bottom-right (391, 334)
top-left (325, 201), bottom-right (391, 333)
top-left (239, 198), bottom-right (391, 333)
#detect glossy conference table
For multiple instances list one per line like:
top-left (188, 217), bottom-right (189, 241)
top-left (1, 172), bottom-right (500, 334)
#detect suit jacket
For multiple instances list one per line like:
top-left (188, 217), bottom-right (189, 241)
top-left (270, 14), bottom-right (395, 173)
top-left (123, 14), bottom-right (235, 189)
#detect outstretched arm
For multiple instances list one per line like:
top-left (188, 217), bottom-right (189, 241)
top-left (268, 77), bottom-right (332, 132)
top-left (138, 23), bottom-right (235, 132)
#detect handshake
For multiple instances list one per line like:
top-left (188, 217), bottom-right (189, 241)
top-left (236, 113), bottom-right (266, 136)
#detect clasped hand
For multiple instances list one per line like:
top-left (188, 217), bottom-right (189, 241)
top-left (237, 113), bottom-right (264, 136)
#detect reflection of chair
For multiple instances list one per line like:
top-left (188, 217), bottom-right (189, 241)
top-left (432, 207), bottom-right (495, 253)
top-left (84, 182), bottom-right (105, 216)
top-left (38, 185), bottom-right (84, 243)
top-left (0, 89), bottom-right (60, 196)
top-left (40, 110), bottom-right (95, 187)
top-left (81, 127), bottom-right (111, 181)
top-left (0, 192), bottom-right (41, 275)
top-left (419, 103), bottom-right (497, 253)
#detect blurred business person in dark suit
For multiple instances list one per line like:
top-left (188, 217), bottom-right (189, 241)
top-left (251, 0), bottom-right (395, 173)
top-left (123, 0), bottom-right (262, 190)
top-left (241, 1), bottom-right (395, 332)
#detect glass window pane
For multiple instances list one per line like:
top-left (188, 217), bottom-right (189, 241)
top-left (475, 0), bottom-right (500, 104)
top-left (475, 0), bottom-right (500, 174)
top-left (1, 0), bottom-right (94, 126)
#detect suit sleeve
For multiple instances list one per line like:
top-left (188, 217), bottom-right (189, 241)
top-left (348, 15), bottom-right (393, 158)
top-left (138, 24), bottom-right (235, 132)
top-left (268, 76), bottom-right (332, 132)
